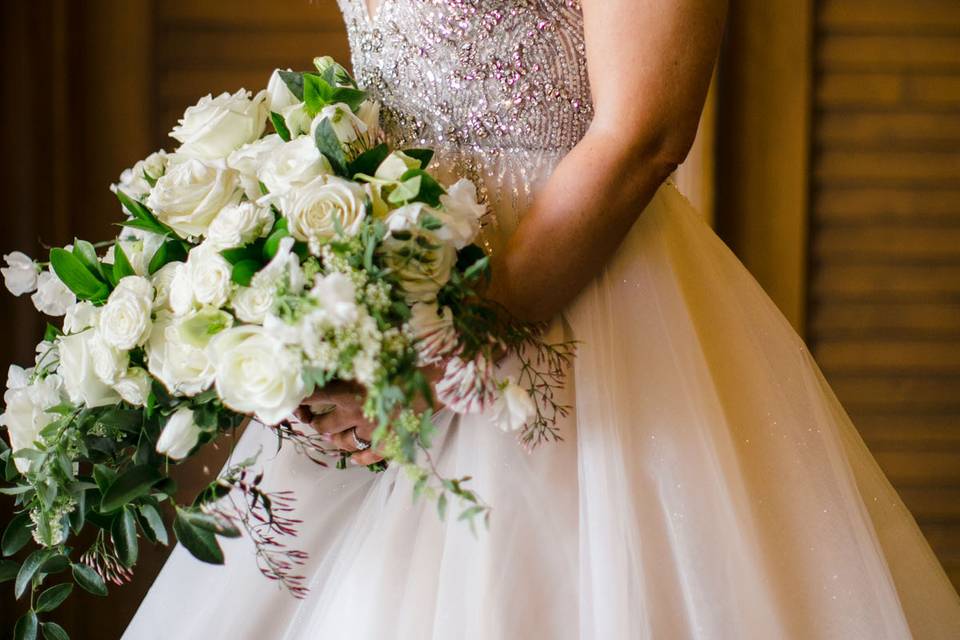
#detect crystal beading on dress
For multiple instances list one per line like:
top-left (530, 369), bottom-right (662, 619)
top-left (338, 0), bottom-right (594, 249)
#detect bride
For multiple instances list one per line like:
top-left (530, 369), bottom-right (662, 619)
top-left (124, 0), bottom-right (960, 638)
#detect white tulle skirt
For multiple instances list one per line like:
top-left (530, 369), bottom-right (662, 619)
top-left (124, 170), bottom-right (960, 639)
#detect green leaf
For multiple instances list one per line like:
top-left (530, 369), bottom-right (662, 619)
top-left (118, 218), bottom-right (168, 236)
top-left (15, 549), bottom-right (51, 599)
top-left (36, 583), bottom-right (73, 613)
top-left (71, 562), bottom-right (107, 596)
top-left (39, 554), bottom-right (70, 575)
top-left (148, 240), bottom-right (187, 275)
top-left (348, 143), bottom-right (390, 179)
top-left (177, 509), bottom-right (241, 538)
top-left (49, 248), bottom-right (110, 302)
top-left (399, 168), bottom-right (446, 207)
top-left (387, 175), bottom-right (422, 204)
top-left (95, 407), bottom-right (143, 434)
top-left (69, 486), bottom-right (86, 534)
top-left (116, 189), bottom-right (161, 227)
top-left (173, 508), bottom-right (224, 564)
top-left (278, 70), bottom-right (304, 100)
top-left (101, 465), bottom-right (163, 512)
top-left (92, 464), bottom-right (117, 493)
top-left (2, 512), bottom-right (32, 556)
top-left (14, 611), bottom-right (38, 640)
top-left (270, 111), bottom-right (291, 142)
top-left (138, 503), bottom-right (168, 546)
top-left (314, 118), bottom-right (348, 176)
top-left (230, 259), bottom-right (262, 286)
top-left (0, 485), bottom-right (33, 496)
top-left (437, 492), bottom-right (448, 521)
top-left (330, 86), bottom-right (367, 112)
top-left (112, 507), bottom-right (138, 568)
top-left (262, 228), bottom-right (291, 260)
top-left (41, 622), bottom-right (69, 640)
top-left (43, 323), bottom-right (63, 342)
top-left (112, 242), bottom-right (136, 282)
top-left (0, 558), bottom-right (18, 583)
top-left (220, 240), bottom-right (265, 266)
top-left (71, 240), bottom-right (103, 279)
top-left (403, 148), bottom-right (434, 169)
top-left (303, 73), bottom-right (333, 116)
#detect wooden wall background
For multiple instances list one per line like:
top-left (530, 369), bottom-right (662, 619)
top-left (0, 0), bottom-right (957, 638)
top-left (806, 0), bottom-right (960, 588)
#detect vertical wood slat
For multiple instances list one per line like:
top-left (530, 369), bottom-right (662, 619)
top-left (810, 0), bottom-right (960, 590)
top-left (716, 0), bottom-right (814, 334)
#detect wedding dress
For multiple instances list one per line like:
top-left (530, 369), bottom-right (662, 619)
top-left (124, 1), bottom-right (960, 638)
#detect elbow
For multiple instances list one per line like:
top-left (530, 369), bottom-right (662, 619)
top-left (485, 275), bottom-right (561, 324)
top-left (591, 115), bottom-right (699, 186)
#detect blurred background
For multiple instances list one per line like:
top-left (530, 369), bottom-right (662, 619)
top-left (1, 0), bottom-right (958, 637)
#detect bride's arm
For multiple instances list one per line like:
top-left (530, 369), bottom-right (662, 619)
top-left (485, 0), bottom-right (727, 321)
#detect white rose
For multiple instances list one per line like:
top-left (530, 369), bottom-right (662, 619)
top-left (206, 202), bottom-right (274, 249)
top-left (381, 230), bottom-right (456, 302)
top-left (312, 102), bottom-right (368, 144)
top-left (208, 325), bottom-right (306, 425)
top-left (258, 136), bottom-right (329, 198)
top-left (168, 263), bottom-right (195, 316)
top-left (281, 175), bottom-right (367, 252)
top-left (187, 243), bottom-right (233, 308)
top-left (156, 406), bottom-right (200, 460)
top-left (171, 89), bottom-right (269, 160)
top-left (88, 331), bottom-right (129, 385)
top-left (31, 270), bottom-right (76, 317)
top-left (231, 285), bottom-right (275, 324)
top-left (146, 158), bottom-right (241, 238)
top-left (112, 151), bottom-right (168, 201)
top-left (227, 134), bottom-right (284, 199)
top-left (266, 69), bottom-right (299, 113)
top-left (58, 332), bottom-right (121, 408)
top-left (99, 276), bottom-right (154, 350)
top-left (146, 312), bottom-right (216, 397)
top-left (1, 252), bottom-right (38, 296)
top-left (309, 272), bottom-right (358, 328)
top-left (408, 302), bottom-right (457, 365)
top-left (150, 261), bottom-right (181, 311)
top-left (114, 367), bottom-right (152, 406)
top-left (0, 372), bottom-right (64, 473)
top-left (437, 179), bottom-right (485, 249)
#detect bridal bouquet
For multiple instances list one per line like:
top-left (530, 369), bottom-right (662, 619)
top-left (0, 56), bottom-right (572, 637)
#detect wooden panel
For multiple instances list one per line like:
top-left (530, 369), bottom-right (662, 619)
top-left (152, 0), bottom-right (350, 149)
top-left (716, 0), bottom-right (812, 332)
top-left (810, 0), bottom-right (960, 590)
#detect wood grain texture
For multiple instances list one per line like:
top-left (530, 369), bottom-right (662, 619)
top-left (810, 0), bottom-right (960, 590)
top-left (715, 0), bottom-right (813, 333)
top-left (0, 2), bottom-right (349, 637)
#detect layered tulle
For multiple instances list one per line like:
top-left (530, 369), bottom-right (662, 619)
top-left (124, 152), bottom-right (960, 639)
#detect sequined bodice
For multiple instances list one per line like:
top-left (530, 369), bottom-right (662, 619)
top-left (338, 0), bottom-right (593, 156)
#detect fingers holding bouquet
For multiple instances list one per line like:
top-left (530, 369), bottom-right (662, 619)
top-left (290, 381), bottom-right (385, 466)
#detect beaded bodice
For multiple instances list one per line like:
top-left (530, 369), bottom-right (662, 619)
top-left (337, 0), bottom-right (593, 156)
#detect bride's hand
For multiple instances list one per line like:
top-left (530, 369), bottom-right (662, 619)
top-left (293, 380), bottom-right (385, 466)
top-left (291, 363), bottom-right (448, 467)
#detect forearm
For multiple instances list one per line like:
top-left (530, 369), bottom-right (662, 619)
top-left (486, 125), bottom-right (680, 321)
